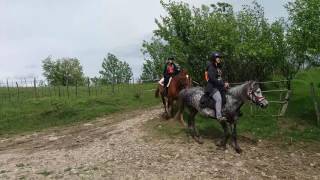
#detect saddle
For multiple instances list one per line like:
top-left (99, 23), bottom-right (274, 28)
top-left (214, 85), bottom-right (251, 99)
top-left (199, 91), bottom-right (226, 109)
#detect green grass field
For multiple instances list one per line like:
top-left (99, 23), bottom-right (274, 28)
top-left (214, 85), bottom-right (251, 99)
top-left (0, 83), bottom-right (159, 136)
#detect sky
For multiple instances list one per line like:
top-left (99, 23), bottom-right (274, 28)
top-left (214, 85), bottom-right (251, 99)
top-left (0, 0), bottom-right (292, 80)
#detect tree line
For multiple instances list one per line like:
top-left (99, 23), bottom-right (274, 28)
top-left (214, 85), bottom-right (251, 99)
top-left (140, 0), bottom-right (320, 84)
top-left (42, 53), bottom-right (133, 86)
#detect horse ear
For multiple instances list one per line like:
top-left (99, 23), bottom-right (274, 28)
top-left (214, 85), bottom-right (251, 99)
top-left (251, 81), bottom-right (260, 89)
top-left (248, 80), bottom-right (258, 89)
top-left (248, 80), bottom-right (254, 87)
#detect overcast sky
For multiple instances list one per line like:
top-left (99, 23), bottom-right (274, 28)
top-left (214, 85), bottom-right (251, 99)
top-left (0, 0), bottom-right (291, 80)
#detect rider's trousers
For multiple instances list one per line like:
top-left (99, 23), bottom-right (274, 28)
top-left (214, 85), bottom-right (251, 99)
top-left (212, 91), bottom-right (222, 118)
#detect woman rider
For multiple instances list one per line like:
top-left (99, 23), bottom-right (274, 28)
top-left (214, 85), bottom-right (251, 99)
top-left (205, 52), bottom-right (229, 122)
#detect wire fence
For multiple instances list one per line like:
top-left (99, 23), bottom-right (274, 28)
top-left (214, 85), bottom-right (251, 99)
top-left (0, 78), bottom-right (154, 105)
top-left (0, 77), bottom-right (292, 118)
top-left (246, 79), bottom-right (291, 118)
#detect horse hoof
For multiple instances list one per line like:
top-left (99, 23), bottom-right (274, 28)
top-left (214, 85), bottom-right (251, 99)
top-left (195, 138), bottom-right (204, 144)
top-left (215, 141), bottom-right (224, 147)
top-left (235, 148), bottom-right (242, 154)
top-left (216, 146), bottom-right (227, 151)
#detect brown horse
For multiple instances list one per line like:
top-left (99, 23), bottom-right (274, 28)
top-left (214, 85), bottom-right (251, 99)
top-left (155, 69), bottom-right (192, 120)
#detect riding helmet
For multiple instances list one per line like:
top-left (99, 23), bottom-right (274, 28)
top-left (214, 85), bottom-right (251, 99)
top-left (211, 52), bottom-right (222, 60)
top-left (167, 57), bottom-right (175, 61)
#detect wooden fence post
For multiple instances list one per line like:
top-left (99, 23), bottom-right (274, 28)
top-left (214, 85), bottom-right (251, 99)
top-left (48, 80), bottom-right (52, 97)
top-left (75, 80), bottom-right (78, 97)
top-left (58, 86), bottom-right (61, 97)
top-left (112, 78), bottom-right (115, 94)
top-left (87, 78), bottom-right (91, 96)
top-left (310, 82), bottom-right (320, 126)
top-left (95, 83), bottom-right (98, 96)
top-left (53, 86), bottom-right (56, 97)
top-left (33, 78), bottom-right (37, 98)
top-left (16, 82), bottom-right (19, 100)
top-left (66, 78), bottom-right (70, 99)
top-left (6, 79), bottom-right (10, 101)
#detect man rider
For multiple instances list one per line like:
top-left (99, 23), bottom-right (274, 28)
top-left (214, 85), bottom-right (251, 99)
top-left (205, 52), bottom-right (229, 122)
top-left (163, 57), bottom-right (179, 96)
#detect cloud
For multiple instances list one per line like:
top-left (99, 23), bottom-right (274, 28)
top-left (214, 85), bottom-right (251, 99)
top-left (0, 0), bottom-right (291, 80)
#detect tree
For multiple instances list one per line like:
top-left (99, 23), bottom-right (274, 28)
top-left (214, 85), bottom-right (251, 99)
top-left (99, 53), bottom-right (133, 84)
top-left (42, 56), bottom-right (85, 86)
top-left (140, 59), bottom-right (158, 81)
top-left (140, 38), bottom-right (173, 80)
top-left (286, 0), bottom-right (320, 69)
top-left (141, 1), bottom-right (289, 83)
top-left (121, 62), bottom-right (133, 83)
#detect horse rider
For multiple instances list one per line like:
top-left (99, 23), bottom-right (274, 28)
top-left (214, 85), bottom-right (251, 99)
top-left (204, 52), bottom-right (229, 122)
top-left (163, 57), bottom-right (179, 96)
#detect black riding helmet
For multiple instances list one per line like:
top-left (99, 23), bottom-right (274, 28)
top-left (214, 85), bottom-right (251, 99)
top-left (211, 52), bottom-right (222, 60)
top-left (167, 57), bottom-right (175, 61)
top-left (167, 57), bottom-right (175, 64)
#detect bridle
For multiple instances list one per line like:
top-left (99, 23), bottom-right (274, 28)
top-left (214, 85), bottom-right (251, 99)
top-left (247, 87), bottom-right (265, 105)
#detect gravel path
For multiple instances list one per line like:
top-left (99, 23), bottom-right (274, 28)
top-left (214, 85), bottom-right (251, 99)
top-left (0, 107), bottom-right (319, 179)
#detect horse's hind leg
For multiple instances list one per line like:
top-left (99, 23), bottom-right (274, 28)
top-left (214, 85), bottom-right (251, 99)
top-left (231, 123), bottom-right (242, 153)
top-left (217, 121), bottom-right (230, 150)
top-left (190, 109), bottom-right (203, 144)
top-left (162, 96), bottom-right (169, 119)
top-left (186, 111), bottom-right (193, 141)
top-left (174, 97), bottom-right (186, 127)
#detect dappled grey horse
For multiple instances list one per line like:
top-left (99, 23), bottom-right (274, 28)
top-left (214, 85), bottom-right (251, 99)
top-left (175, 81), bottom-right (268, 153)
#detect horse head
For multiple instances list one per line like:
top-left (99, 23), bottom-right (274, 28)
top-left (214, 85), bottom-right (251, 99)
top-left (176, 69), bottom-right (192, 89)
top-left (246, 81), bottom-right (268, 108)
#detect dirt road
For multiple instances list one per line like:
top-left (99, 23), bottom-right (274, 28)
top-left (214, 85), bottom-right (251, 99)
top-left (0, 107), bottom-right (319, 179)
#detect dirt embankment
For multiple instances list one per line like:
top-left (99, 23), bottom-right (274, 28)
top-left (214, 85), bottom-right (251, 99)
top-left (0, 107), bottom-right (319, 179)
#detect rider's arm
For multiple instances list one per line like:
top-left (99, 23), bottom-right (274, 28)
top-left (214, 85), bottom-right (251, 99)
top-left (163, 64), bottom-right (167, 76)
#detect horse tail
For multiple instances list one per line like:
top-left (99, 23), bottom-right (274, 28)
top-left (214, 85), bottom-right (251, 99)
top-left (155, 86), bottom-right (160, 98)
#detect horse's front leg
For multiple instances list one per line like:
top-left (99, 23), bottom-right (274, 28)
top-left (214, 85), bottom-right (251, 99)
top-left (161, 96), bottom-right (168, 118)
top-left (167, 98), bottom-right (173, 118)
top-left (163, 96), bottom-right (170, 118)
top-left (217, 121), bottom-right (230, 150)
top-left (231, 123), bottom-right (242, 153)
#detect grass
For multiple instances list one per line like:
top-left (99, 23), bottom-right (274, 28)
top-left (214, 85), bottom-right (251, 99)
top-left (2, 69), bottom-right (320, 142)
top-left (148, 68), bottom-right (320, 142)
top-left (0, 83), bottom-right (159, 136)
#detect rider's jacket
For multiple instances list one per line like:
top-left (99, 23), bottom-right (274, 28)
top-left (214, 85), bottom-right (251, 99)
top-left (204, 61), bottom-right (224, 95)
top-left (163, 63), bottom-right (179, 77)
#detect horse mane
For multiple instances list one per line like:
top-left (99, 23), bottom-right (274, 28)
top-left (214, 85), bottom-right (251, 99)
top-left (227, 81), bottom-right (254, 100)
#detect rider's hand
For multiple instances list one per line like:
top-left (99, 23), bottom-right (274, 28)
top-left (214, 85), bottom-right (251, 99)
top-left (224, 82), bottom-right (230, 89)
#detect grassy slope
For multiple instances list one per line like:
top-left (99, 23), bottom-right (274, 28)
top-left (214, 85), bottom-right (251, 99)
top-left (0, 83), bottom-right (159, 136)
top-left (283, 67), bottom-right (320, 140)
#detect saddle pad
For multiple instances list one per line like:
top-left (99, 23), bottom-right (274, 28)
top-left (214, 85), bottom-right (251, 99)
top-left (199, 94), bottom-right (216, 109)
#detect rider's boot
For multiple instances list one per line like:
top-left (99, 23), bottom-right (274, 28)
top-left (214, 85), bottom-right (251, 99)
top-left (217, 116), bottom-right (227, 122)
